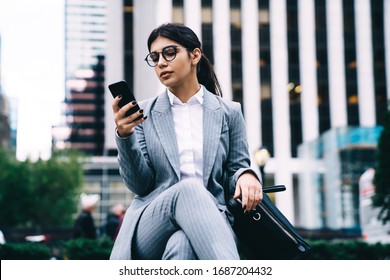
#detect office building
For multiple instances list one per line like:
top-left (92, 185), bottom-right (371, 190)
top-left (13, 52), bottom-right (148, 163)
top-left (55, 0), bottom-right (389, 232)
top-left (52, 0), bottom-right (119, 225)
top-left (103, 0), bottom-right (389, 233)
top-left (53, 0), bottom-right (108, 156)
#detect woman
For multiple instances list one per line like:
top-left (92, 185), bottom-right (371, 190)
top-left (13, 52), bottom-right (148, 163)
top-left (110, 23), bottom-right (263, 260)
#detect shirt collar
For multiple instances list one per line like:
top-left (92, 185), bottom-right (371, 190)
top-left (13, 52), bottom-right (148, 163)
top-left (167, 85), bottom-right (204, 106)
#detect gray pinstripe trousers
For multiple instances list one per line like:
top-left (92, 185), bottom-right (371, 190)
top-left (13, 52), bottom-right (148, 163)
top-left (132, 179), bottom-right (240, 260)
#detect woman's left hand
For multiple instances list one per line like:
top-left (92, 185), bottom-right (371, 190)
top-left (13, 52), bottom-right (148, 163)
top-left (233, 172), bottom-right (263, 213)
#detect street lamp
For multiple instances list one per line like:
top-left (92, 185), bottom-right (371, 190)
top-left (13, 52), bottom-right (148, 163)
top-left (254, 146), bottom-right (271, 182)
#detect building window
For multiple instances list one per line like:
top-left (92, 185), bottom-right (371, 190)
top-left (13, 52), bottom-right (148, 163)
top-left (343, 0), bottom-right (359, 126)
top-left (230, 0), bottom-right (243, 104)
top-left (259, 0), bottom-right (274, 155)
top-left (201, 0), bottom-right (214, 64)
top-left (370, 0), bottom-right (387, 124)
top-left (172, 0), bottom-right (184, 23)
top-left (287, 0), bottom-right (302, 158)
top-left (124, 0), bottom-right (134, 91)
top-left (315, 0), bottom-right (331, 134)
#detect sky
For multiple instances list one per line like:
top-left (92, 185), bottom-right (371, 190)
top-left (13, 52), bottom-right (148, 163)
top-left (0, 0), bottom-right (65, 161)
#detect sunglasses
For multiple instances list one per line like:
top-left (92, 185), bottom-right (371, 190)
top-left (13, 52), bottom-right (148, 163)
top-left (144, 45), bottom-right (186, 67)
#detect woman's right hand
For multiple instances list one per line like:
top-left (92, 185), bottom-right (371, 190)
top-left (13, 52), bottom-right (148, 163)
top-left (112, 96), bottom-right (146, 137)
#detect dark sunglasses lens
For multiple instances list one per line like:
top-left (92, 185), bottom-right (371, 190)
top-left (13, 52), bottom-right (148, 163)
top-left (148, 52), bottom-right (159, 63)
top-left (162, 46), bottom-right (177, 61)
top-left (145, 46), bottom-right (178, 66)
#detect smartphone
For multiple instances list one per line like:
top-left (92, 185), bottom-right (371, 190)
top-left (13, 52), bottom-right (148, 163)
top-left (108, 80), bottom-right (143, 119)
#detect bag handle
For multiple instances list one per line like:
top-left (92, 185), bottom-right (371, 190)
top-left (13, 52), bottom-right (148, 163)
top-left (263, 185), bottom-right (286, 193)
top-left (228, 185), bottom-right (286, 205)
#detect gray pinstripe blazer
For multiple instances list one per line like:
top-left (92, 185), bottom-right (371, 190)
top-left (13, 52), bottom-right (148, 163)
top-left (110, 86), bottom-right (256, 259)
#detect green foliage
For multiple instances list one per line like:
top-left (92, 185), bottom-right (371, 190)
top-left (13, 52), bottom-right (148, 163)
top-left (0, 148), bottom-right (84, 228)
top-left (63, 238), bottom-right (114, 260)
top-left (0, 149), bottom-right (34, 227)
top-left (302, 240), bottom-right (390, 260)
top-left (0, 242), bottom-right (52, 260)
top-left (1, 239), bottom-right (389, 260)
top-left (373, 110), bottom-right (390, 224)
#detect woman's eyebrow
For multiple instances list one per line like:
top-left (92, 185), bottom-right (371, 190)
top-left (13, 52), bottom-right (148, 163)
top-left (150, 45), bottom-right (177, 52)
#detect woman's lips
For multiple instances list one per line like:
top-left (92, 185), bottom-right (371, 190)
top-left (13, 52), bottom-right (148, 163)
top-left (160, 71), bottom-right (172, 79)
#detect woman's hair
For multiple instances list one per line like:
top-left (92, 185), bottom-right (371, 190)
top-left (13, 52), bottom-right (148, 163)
top-left (147, 23), bottom-right (222, 97)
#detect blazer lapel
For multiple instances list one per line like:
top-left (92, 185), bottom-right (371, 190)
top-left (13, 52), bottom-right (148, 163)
top-left (151, 91), bottom-right (181, 179)
top-left (202, 90), bottom-right (222, 186)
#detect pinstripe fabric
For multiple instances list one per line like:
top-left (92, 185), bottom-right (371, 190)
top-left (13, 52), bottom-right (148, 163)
top-left (134, 180), bottom-right (239, 259)
top-left (162, 230), bottom-right (197, 260)
top-left (110, 87), bottom-right (254, 260)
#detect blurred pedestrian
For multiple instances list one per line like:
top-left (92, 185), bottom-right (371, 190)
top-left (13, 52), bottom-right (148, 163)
top-left (73, 193), bottom-right (100, 239)
top-left (104, 203), bottom-right (126, 240)
top-left (0, 229), bottom-right (6, 244)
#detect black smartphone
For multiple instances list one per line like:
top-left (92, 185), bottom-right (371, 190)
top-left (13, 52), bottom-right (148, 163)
top-left (108, 80), bottom-right (143, 119)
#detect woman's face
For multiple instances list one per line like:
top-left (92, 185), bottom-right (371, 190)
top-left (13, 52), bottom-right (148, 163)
top-left (149, 36), bottom-right (198, 89)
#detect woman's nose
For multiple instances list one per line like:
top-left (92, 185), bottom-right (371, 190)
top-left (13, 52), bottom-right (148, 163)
top-left (157, 54), bottom-right (167, 67)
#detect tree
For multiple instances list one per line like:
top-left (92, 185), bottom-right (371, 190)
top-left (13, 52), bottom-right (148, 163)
top-left (0, 149), bottom-right (34, 227)
top-left (0, 149), bottom-right (84, 228)
top-left (372, 110), bottom-right (390, 224)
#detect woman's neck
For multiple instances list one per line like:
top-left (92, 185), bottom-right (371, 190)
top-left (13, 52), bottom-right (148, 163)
top-left (169, 81), bottom-right (201, 103)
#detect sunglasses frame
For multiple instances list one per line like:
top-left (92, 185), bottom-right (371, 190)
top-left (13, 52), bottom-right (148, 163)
top-left (144, 45), bottom-right (187, 67)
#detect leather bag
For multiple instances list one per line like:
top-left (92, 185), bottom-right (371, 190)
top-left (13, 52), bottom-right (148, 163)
top-left (227, 185), bottom-right (311, 260)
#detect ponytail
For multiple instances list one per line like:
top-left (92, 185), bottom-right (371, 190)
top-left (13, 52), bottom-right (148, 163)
top-left (197, 54), bottom-right (223, 97)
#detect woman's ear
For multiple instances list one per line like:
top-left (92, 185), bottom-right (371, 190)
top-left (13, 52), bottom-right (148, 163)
top-left (191, 48), bottom-right (202, 65)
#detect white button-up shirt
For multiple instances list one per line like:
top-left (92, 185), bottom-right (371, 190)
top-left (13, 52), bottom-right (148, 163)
top-left (167, 87), bottom-right (204, 182)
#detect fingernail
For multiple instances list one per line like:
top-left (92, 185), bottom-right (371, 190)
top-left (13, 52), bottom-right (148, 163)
top-left (132, 100), bottom-right (137, 105)
top-left (139, 109), bottom-right (144, 113)
top-left (118, 95), bottom-right (122, 99)
top-left (143, 116), bottom-right (148, 120)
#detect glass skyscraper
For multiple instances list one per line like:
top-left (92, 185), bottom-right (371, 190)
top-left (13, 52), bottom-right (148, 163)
top-left (53, 0), bottom-right (107, 156)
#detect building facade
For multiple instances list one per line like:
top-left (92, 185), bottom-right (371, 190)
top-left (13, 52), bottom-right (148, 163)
top-left (104, 0), bottom-right (389, 232)
top-left (57, 0), bottom-right (389, 231)
top-left (52, 0), bottom-right (112, 225)
top-left (53, 0), bottom-right (108, 156)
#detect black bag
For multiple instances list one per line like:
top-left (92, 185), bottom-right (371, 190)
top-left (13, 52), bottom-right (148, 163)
top-left (227, 185), bottom-right (311, 260)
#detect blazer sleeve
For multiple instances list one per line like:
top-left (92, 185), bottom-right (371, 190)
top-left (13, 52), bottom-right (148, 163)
top-left (224, 102), bottom-right (261, 195)
top-left (115, 124), bottom-right (155, 196)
